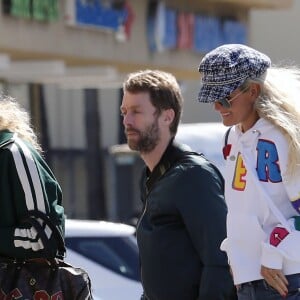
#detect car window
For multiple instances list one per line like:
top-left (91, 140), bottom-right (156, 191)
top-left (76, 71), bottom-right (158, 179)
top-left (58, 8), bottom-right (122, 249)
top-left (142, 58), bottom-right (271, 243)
top-left (65, 236), bottom-right (140, 281)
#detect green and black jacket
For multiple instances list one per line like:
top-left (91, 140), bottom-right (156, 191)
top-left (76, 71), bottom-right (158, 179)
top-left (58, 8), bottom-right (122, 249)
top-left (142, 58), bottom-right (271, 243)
top-left (0, 130), bottom-right (65, 259)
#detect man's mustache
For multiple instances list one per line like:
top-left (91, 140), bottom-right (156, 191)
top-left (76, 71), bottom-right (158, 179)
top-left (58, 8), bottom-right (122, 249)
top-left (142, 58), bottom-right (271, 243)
top-left (125, 128), bottom-right (140, 135)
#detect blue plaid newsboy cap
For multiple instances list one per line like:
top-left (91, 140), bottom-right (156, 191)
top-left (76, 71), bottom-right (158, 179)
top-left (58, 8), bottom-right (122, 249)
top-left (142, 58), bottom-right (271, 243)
top-left (198, 44), bottom-right (271, 103)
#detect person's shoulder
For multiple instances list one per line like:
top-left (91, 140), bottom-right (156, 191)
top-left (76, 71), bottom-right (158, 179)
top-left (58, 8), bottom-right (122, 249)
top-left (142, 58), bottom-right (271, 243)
top-left (0, 130), bottom-right (15, 149)
top-left (168, 142), bottom-right (223, 179)
top-left (258, 119), bottom-right (288, 150)
top-left (179, 151), bottom-right (215, 167)
top-left (177, 152), bottom-right (223, 180)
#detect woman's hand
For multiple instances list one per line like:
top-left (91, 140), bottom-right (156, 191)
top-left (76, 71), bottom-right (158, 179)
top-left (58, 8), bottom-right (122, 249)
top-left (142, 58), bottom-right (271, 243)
top-left (261, 265), bottom-right (288, 297)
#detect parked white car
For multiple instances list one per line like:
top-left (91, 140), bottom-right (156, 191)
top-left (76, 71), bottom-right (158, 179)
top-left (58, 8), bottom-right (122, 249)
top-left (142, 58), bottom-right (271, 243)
top-left (175, 122), bottom-right (228, 174)
top-left (64, 219), bottom-right (143, 300)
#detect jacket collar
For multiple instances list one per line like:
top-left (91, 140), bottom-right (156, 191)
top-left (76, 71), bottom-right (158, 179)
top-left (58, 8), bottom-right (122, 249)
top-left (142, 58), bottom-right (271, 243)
top-left (0, 130), bottom-right (15, 148)
top-left (145, 139), bottom-right (190, 193)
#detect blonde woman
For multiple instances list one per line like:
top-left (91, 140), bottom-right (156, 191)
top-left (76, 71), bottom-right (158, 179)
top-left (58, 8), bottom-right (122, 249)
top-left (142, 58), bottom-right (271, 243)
top-left (0, 95), bottom-right (65, 261)
top-left (198, 44), bottom-right (300, 300)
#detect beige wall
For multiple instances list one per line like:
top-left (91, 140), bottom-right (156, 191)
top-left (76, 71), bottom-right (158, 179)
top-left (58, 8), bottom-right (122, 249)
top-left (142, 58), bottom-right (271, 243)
top-left (2, 0), bottom-right (294, 146)
top-left (0, 0), bottom-right (204, 79)
top-left (0, 0), bottom-right (293, 219)
top-left (185, 0), bottom-right (300, 125)
top-left (249, 1), bottom-right (300, 65)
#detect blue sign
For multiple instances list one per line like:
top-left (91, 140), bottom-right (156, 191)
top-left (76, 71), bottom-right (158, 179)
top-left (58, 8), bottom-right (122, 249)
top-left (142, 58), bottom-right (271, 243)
top-left (75, 0), bottom-right (127, 31)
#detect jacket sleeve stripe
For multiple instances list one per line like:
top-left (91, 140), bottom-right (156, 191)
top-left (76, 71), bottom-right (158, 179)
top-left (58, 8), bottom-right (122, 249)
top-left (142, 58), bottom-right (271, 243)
top-left (15, 137), bottom-right (46, 213)
top-left (13, 222), bottom-right (46, 251)
top-left (5, 137), bottom-right (51, 252)
top-left (7, 142), bottom-right (35, 211)
top-left (14, 227), bottom-right (44, 251)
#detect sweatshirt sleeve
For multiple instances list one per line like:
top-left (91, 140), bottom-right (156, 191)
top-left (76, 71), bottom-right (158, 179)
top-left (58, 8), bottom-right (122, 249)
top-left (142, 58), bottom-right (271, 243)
top-left (282, 170), bottom-right (300, 215)
top-left (276, 133), bottom-right (300, 215)
top-left (175, 161), bottom-right (236, 300)
top-left (261, 217), bottom-right (300, 267)
top-left (260, 132), bottom-right (300, 268)
top-left (0, 140), bottom-right (64, 259)
top-left (261, 241), bottom-right (283, 269)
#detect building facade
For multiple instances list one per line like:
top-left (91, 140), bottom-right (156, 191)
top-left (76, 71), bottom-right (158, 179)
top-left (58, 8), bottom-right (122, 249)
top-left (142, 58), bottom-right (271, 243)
top-left (0, 0), bottom-right (291, 221)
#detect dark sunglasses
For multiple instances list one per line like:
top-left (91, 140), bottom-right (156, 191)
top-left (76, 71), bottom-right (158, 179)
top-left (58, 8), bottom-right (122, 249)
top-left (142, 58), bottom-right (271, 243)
top-left (215, 86), bottom-right (249, 108)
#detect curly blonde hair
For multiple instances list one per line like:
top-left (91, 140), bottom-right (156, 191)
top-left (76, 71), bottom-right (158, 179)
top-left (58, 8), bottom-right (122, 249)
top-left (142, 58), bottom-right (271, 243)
top-left (0, 95), bottom-right (41, 152)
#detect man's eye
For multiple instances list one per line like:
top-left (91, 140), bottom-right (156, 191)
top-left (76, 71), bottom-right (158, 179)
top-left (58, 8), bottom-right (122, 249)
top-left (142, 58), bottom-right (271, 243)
top-left (120, 110), bottom-right (141, 116)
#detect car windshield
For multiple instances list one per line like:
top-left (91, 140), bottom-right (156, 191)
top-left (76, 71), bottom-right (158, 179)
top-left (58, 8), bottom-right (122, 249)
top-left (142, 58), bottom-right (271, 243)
top-left (65, 236), bottom-right (140, 281)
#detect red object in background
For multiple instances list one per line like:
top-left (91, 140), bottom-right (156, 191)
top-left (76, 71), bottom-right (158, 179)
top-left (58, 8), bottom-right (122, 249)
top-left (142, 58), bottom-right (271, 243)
top-left (124, 1), bottom-right (135, 39)
top-left (270, 227), bottom-right (289, 247)
top-left (222, 144), bottom-right (232, 160)
top-left (177, 13), bottom-right (194, 49)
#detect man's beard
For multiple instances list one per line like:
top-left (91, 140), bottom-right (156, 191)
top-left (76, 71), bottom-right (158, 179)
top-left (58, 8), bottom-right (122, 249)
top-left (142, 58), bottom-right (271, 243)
top-left (126, 119), bottom-right (160, 153)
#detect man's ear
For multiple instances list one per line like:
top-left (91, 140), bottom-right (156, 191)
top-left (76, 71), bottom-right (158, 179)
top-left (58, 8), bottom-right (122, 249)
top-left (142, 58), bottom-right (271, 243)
top-left (163, 108), bottom-right (175, 124)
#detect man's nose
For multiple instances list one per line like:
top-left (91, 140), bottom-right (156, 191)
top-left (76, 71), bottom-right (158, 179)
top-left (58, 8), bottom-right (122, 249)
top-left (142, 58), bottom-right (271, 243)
top-left (123, 113), bottom-right (132, 126)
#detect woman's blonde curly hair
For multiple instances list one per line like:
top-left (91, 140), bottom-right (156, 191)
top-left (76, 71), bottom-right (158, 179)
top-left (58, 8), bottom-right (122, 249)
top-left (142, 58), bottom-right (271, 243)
top-left (0, 95), bottom-right (41, 152)
top-left (244, 67), bottom-right (300, 176)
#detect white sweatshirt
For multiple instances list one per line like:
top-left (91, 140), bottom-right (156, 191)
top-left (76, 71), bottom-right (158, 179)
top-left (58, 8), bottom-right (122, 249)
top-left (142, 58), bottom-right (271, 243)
top-left (220, 118), bottom-right (300, 285)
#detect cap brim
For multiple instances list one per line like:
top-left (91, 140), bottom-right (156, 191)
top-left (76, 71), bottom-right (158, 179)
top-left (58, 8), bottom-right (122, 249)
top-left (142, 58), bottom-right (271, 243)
top-left (197, 81), bottom-right (242, 103)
